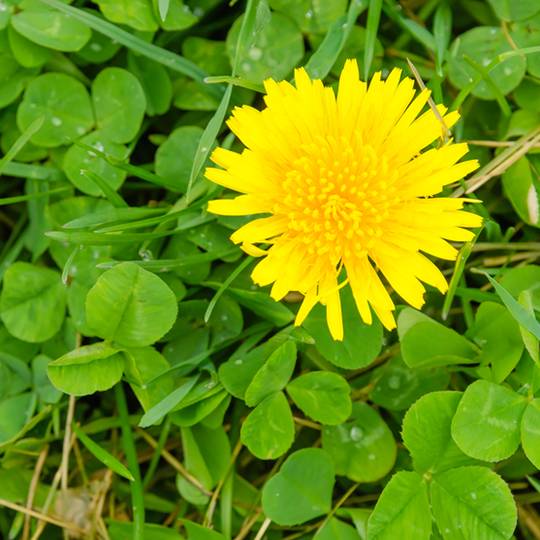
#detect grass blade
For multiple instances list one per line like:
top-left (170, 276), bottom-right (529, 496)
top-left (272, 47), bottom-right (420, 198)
top-left (80, 170), bottom-right (128, 208)
top-left (442, 240), bottom-right (475, 320)
top-left (73, 140), bottom-right (177, 190)
top-left (0, 186), bottom-right (70, 207)
top-left (72, 423), bottom-right (134, 481)
top-left (204, 256), bottom-right (254, 323)
top-left (383, 1), bottom-right (435, 52)
top-left (484, 273), bottom-right (540, 340)
top-left (204, 76), bottom-right (264, 93)
top-left (364, 0), bottom-right (384, 80)
top-left (115, 384), bottom-right (145, 540)
top-left (463, 55), bottom-right (511, 116)
top-left (433, 0), bottom-right (452, 77)
top-left (0, 117), bottom-right (44, 175)
top-left (0, 162), bottom-right (64, 181)
top-left (305, 0), bottom-right (368, 79)
top-left (97, 249), bottom-right (238, 270)
top-left (139, 375), bottom-right (200, 428)
top-left (186, 0), bottom-right (264, 201)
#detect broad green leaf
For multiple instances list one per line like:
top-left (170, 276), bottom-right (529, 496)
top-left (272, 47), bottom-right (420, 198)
top-left (182, 36), bottom-right (230, 76)
top-left (370, 356), bottom-right (450, 411)
top-left (155, 126), bottom-right (204, 192)
top-left (108, 522), bottom-right (183, 539)
top-left (402, 391), bottom-right (477, 474)
top-left (499, 265), bottom-right (540, 311)
top-left (64, 131), bottom-right (127, 196)
top-left (510, 14), bottom-right (540, 78)
top-left (322, 402), bottom-right (395, 483)
top-left (0, 31), bottom-right (37, 109)
top-left (37, 0), bottom-right (212, 92)
top-left (127, 52), bottom-right (172, 116)
top-left (502, 156), bottom-right (540, 227)
top-left (262, 448), bottom-right (335, 526)
top-left (226, 11), bottom-right (304, 84)
top-left (514, 79), bottom-right (540, 112)
top-left (224, 287), bottom-right (294, 326)
top-left (95, 0), bottom-right (158, 31)
top-left (0, 262), bottom-right (66, 343)
top-left (181, 424), bottom-right (231, 491)
top-left (521, 399), bottom-right (540, 469)
top-left (303, 288), bottom-right (383, 369)
top-left (0, 353), bottom-right (31, 399)
top-left (157, 0), bottom-right (197, 31)
top-left (287, 371), bottom-right (351, 425)
top-left (451, 380), bottom-right (527, 461)
top-left (518, 290), bottom-right (540, 364)
top-left (183, 520), bottom-right (225, 539)
top-left (269, 0), bottom-right (347, 33)
top-left (47, 342), bottom-right (124, 396)
top-left (77, 31), bottom-right (120, 64)
top-left (315, 517), bottom-right (360, 540)
top-left (171, 389), bottom-right (229, 428)
top-left (17, 72), bottom-right (94, 147)
top-left (470, 302), bottom-right (524, 383)
top-left (448, 27), bottom-right (526, 99)
top-left (86, 262), bottom-right (178, 347)
top-left (7, 25), bottom-right (51, 68)
top-left (47, 197), bottom-right (113, 267)
top-left (0, 392), bottom-right (34, 444)
top-left (92, 67), bottom-right (146, 143)
top-left (123, 347), bottom-right (174, 412)
top-left (245, 340), bottom-right (296, 407)
top-left (241, 391), bottom-right (294, 460)
top-left (431, 466), bottom-right (517, 540)
top-left (345, 508), bottom-right (370, 539)
top-left (0, 469), bottom-right (49, 506)
top-left (487, 0), bottom-right (540, 21)
top-left (398, 308), bottom-right (478, 368)
top-left (32, 355), bottom-right (61, 404)
top-left (73, 423), bottom-right (134, 481)
top-left (367, 471), bottom-right (431, 540)
top-left (11, 4), bottom-right (91, 51)
top-left (219, 328), bottom-right (295, 399)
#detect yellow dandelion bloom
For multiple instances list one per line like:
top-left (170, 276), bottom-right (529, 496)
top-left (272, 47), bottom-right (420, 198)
top-left (205, 59), bottom-right (482, 340)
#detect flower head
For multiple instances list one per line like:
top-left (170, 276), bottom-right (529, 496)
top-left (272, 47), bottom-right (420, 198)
top-left (205, 59), bottom-right (481, 340)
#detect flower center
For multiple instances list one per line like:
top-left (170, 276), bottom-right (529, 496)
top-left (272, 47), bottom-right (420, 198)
top-left (274, 135), bottom-right (400, 261)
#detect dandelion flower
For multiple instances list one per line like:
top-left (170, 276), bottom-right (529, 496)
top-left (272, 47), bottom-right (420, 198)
top-left (205, 59), bottom-right (482, 340)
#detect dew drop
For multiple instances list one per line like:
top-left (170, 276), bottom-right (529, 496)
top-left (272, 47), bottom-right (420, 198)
top-left (248, 47), bottom-right (263, 61)
top-left (368, 453), bottom-right (376, 461)
top-left (90, 42), bottom-right (102, 52)
top-left (242, 62), bottom-right (252, 72)
top-left (470, 492), bottom-right (477, 500)
top-left (234, 358), bottom-right (243, 365)
top-left (305, 9), bottom-right (313, 19)
top-left (387, 375), bottom-right (401, 390)
top-left (51, 117), bottom-right (62, 127)
top-left (350, 426), bottom-right (363, 441)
